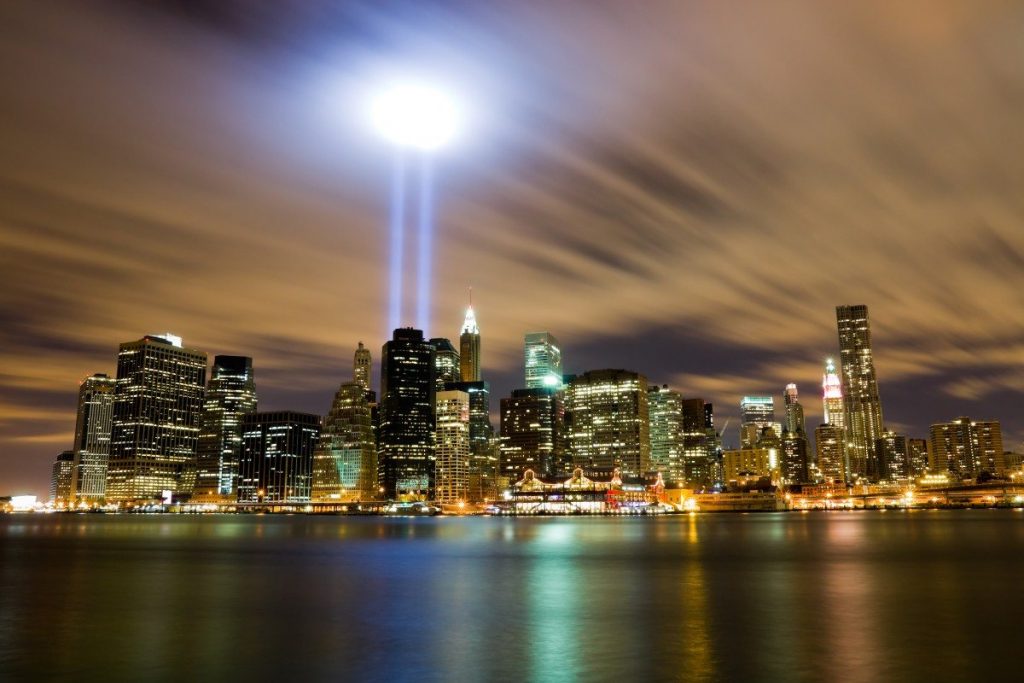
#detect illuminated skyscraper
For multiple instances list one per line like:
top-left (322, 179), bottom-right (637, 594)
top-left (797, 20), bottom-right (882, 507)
top-left (524, 332), bottom-right (562, 389)
top-left (193, 356), bottom-right (257, 502)
top-left (815, 423), bottom-right (847, 484)
top-left (875, 430), bottom-right (909, 481)
top-left (445, 380), bottom-right (495, 500)
top-left (740, 396), bottom-right (776, 448)
top-left (459, 299), bottom-right (481, 382)
top-left (783, 384), bottom-right (805, 434)
top-left (565, 369), bottom-right (650, 476)
top-left (499, 387), bottom-right (562, 481)
top-left (929, 417), bottom-right (1005, 480)
top-left (50, 450), bottom-right (75, 505)
top-left (430, 337), bottom-right (461, 390)
top-left (378, 328), bottom-right (436, 499)
top-left (821, 358), bottom-right (844, 428)
top-left (312, 382), bottom-right (377, 501)
top-left (106, 334), bottom-right (207, 503)
top-left (648, 385), bottom-right (684, 486)
top-left (238, 411), bottom-right (320, 503)
top-left (836, 305), bottom-right (885, 481)
top-left (781, 428), bottom-right (810, 484)
top-left (435, 389), bottom-right (471, 504)
top-left (354, 342), bottom-right (372, 392)
top-left (69, 373), bottom-right (116, 502)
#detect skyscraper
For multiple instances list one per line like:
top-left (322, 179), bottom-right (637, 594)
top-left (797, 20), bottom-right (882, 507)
top-left (50, 450), bottom-right (75, 505)
top-left (783, 384), bottom-right (805, 434)
top-left (648, 385), bottom-right (684, 486)
top-left (781, 428), bottom-right (810, 484)
top-left (499, 387), bottom-right (562, 481)
top-left (875, 430), bottom-right (909, 481)
top-left (193, 356), bottom-right (257, 502)
top-left (929, 417), bottom-right (1005, 480)
top-left (907, 437), bottom-right (929, 477)
top-left (836, 305), bottom-right (885, 482)
top-left (312, 382), bottom-right (377, 501)
top-left (565, 369), bottom-right (650, 476)
top-left (430, 337), bottom-right (461, 390)
top-left (238, 411), bottom-right (321, 503)
top-left (740, 396), bottom-right (776, 448)
top-left (815, 423), bottom-right (847, 484)
top-left (435, 389), bottom-right (471, 504)
top-left (459, 300), bottom-right (481, 382)
top-left (69, 373), bottom-right (116, 502)
top-left (106, 334), bottom-right (207, 503)
top-left (378, 328), bottom-right (436, 499)
top-left (354, 341), bottom-right (372, 392)
top-left (821, 358), bottom-right (844, 428)
top-left (524, 332), bottom-right (562, 389)
top-left (445, 380), bottom-right (495, 500)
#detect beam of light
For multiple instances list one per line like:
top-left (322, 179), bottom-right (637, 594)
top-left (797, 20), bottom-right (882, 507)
top-left (371, 83), bottom-right (459, 151)
top-left (388, 151), bottom-right (406, 334)
top-left (416, 154), bottom-right (434, 333)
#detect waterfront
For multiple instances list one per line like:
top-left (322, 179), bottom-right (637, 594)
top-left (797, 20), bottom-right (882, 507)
top-left (2, 512), bottom-right (1023, 682)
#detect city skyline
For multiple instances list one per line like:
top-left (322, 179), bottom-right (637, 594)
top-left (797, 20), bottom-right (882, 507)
top-left (3, 1), bottom-right (1024, 495)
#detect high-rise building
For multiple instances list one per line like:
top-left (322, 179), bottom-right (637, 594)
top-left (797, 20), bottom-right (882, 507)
top-left (50, 450), bottom-right (75, 505)
top-left (499, 387), bottom-right (562, 481)
top-left (238, 411), bottom-right (320, 503)
top-left (821, 358), bottom-right (844, 429)
top-left (430, 338), bottom-right (461, 390)
top-left (524, 332), bottom-right (563, 389)
top-left (740, 396), bottom-right (776, 448)
top-left (907, 438), bottom-right (929, 477)
top-left (929, 417), bottom-right (1005, 480)
top-left (836, 305), bottom-right (885, 482)
top-left (378, 328), bottom-right (436, 499)
top-left (565, 369), bottom-right (650, 476)
top-left (648, 385), bottom-right (684, 486)
top-left (815, 423), bottom-right (847, 484)
top-left (459, 300), bottom-right (481, 382)
top-left (435, 389), bottom-right (471, 504)
top-left (722, 448), bottom-right (773, 483)
top-left (445, 380), bottom-right (495, 500)
top-left (106, 334), bottom-right (207, 503)
top-left (312, 382), bottom-right (377, 501)
top-left (781, 429), bottom-right (810, 484)
top-left (875, 431), bottom-right (909, 481)
top-left (193, 356), bottom-right (257, 502)
top-left (354, 342), bottom-right (372, 392)
top-left (69, 373), bottom-right (116, 502)
top-left (783, 384), bottom-right (805, 434)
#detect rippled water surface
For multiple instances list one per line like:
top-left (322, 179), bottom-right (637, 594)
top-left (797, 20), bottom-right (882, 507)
top-left (2, 511), bottom-right (1023, 681)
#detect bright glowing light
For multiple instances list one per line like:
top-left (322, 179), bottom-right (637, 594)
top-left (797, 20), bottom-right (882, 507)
top-left (372, 84), bottom-right (459, 150)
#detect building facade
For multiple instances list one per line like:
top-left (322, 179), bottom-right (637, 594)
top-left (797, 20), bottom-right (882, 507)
top-left (499, 387), bottom-right (562, 481)
top-left (929, 417), bottom-right (1005, 480)
top-left (875, 430), bottom-right (909, 481)
top-left (815, 423), bottom-right (847, 484)
top-left (430, 337), bottom-right (461, 390)
top-left (524, 332), bottom-right (562, 389)
top-left (50, 450), bottom-right (75, 505)
top-left (565, 369), bottom-right (650, 477)
top-left (312, 382), bottom-right (377, 501)
top-left (106, 334), bottom-right (207, 502)
top-left (445, 380), bottom-right (495, 500)
top-left (70, 373), bottom-right (116, 502)
top-left (781, 429), bottom-right (810, 484)
top-left (836, 305), bottom-right (885, 481)
top-left (783, 384), bottom-right (805, 434)
top-left (193, 356), bottom-right (257, 502)
top-left (354, 342), bottom-right (372, 392)
top-left (238, 411), bottom-right (321, 503)
top-left (648, 385), bottom-right (684, 486)
top-left (740, 396), bottom-right (777, 448)
top-left (435, 390), bottom-right (471, 504)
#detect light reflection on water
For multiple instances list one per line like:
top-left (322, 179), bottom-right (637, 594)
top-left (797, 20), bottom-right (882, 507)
top-left (2, 512), bottom-right (1022, 681)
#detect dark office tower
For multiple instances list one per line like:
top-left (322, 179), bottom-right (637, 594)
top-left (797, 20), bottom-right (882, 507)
top-left (524, 332), bottom-right (563, 389)
top-left (354, 342), bottom-right (372, 392)
top-left (237, 411), bottom-right (320, 503)
top-left (69, 373), bottom-right (116, 502)
top-left (836, 305), bottom-right (886, 482)
top-left (929, 417), bottom-right (1005, 480)
top-left (681, 398), bottom-right (710, 487)
top-left (500, 387), bottom-right (562, 481)
top-left (312, 382), bottom-right (377, 501)
top-left (430, 337), bottom-right (461, 390)
top-left (783, 384), bottom-right (805, 434)
top-left (459, 299), bottom-right (481, 382)
top-left (875, 431), bottom-right (909, 481)
top-left (648, 386), bottom-right (683, 486)
top-left (781, 429), bottom-right (810, 484)
top-left (193, 356), bottom-right (257, 503)
top-left (50, 450), bottom-right (75, 505)
top-left (815, 423), bottom-right (847, 484)
top-left (907, 438), bottom-right (929, 477)
top-left (106, 334), bottom-right (206, 503)
top-left (565, 369), bottom-right (650, 477)
top-left (378, 328), bottom-right (436, 499)
top-left (445, 380), bottom-right (495, 500)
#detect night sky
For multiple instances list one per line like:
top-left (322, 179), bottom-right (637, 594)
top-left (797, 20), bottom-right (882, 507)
top-left (2, 0), bottom-right (1023, 495)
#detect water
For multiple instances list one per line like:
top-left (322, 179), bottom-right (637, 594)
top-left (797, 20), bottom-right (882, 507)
top-left (2, 511), bottom-right (1023, 682)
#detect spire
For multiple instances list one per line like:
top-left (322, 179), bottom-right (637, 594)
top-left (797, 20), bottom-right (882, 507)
top-left (461, 288), bottom-right (479, 335)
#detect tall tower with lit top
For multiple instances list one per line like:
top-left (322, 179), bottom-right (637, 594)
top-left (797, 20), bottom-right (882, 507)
top-left (459, 290), bottom-right (481, 382)
top-left (821, 358), bottom-right (844, 428)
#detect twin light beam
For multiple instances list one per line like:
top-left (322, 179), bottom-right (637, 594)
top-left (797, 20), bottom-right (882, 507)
top-left (372, 83), bottom-right (460, 336)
